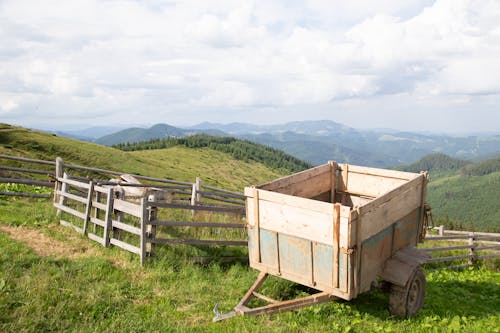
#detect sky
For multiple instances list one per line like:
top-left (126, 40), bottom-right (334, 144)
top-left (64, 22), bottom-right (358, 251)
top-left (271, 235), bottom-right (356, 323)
top-left (1, 0), bottom-right (500, 134)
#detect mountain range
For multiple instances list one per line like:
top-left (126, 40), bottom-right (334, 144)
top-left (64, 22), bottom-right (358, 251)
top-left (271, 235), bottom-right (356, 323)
top-left (66, 120), bottom-right (499, 168)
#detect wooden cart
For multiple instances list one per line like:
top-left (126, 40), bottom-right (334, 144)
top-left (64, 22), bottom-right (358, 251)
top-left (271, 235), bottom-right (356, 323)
top-left (214, 161), bottom-right (430, 321)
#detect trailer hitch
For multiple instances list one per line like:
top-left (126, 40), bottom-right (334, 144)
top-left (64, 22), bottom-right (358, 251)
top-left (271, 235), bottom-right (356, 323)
top-left (212, 301), bottom-right (237, 322)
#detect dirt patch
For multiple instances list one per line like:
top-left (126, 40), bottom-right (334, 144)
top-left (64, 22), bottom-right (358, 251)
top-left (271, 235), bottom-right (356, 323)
top-left (0, 224), bottom-right (98, 259)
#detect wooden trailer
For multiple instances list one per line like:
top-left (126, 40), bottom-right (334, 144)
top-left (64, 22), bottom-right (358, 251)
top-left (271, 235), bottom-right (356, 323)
top-left (214, 161), bottom-right (430, 321)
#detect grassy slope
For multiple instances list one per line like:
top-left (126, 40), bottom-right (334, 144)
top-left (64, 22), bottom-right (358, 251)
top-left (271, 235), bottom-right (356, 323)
top-left (396, 153), bottom-right (500, 232)
top-left (0, 124), bottom-right (283, 191)
top-left (0, 203), bottom-right (499, 332)
top-left (427, 171), bottom-right (500, 232)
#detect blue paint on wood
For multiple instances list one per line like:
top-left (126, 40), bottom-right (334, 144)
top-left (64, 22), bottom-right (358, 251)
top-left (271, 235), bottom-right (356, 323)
top-left (278, 234), bottom-right (312, 278)
top-left (313, 242), bottom-right (333, 287)
top-left (260, 229), bottom-right (279, 269)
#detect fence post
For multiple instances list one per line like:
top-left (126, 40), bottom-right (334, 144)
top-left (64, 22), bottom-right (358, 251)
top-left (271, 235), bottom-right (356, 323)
top-left (82, 180), bottom-right (94, 235)
top-left (140, 197), bottom-right (147, 267)
top-left (191, 177), bottom-right (202, 206)
top-left (54, 157), bottom-right (63, 213)
top-left (103, 187), bottom-right (114, 247)
top-left (438, 225), bottom-right (444, 236)
top-left (468, 232), bottom-right (475, 266)
top-left (147, 195), bottom-right (157, 257)
top-left (56, 172), bottom-right (69, 217)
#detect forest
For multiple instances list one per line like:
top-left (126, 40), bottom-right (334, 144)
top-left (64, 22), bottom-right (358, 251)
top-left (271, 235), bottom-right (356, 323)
top-left (113, 135), bottom-right (313, 173)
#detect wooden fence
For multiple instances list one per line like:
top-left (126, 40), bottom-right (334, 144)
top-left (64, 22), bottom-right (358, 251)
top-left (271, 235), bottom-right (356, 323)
top-left (0, 154), bottom-right (55, 198)
top-left (0, 154), bottom-right (245, 208)
top-left (53, 171), bottom-right (246, 265)
top-left (421, 227), bottom-right (500, 269)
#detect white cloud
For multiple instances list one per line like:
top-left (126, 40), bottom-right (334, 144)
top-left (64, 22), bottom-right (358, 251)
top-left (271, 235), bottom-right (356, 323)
top-left (0, 0), bottom-right (499, 132)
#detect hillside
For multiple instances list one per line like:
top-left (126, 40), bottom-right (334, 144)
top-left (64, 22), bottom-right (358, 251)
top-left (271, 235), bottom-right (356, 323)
top-left (397, 153), bottom-right (500, 232)
top-left (0, 124), bottom-right (286, 191)
top-left (113, 135), bottom-right (313, 173)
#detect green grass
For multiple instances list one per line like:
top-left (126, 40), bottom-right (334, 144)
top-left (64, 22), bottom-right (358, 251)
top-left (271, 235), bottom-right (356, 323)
top-left (1, 198), bottom-right (499, 332)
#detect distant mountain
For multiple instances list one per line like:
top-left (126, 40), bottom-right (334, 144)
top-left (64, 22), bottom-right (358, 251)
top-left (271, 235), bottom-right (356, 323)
top-left (51, 126), bottom-right (127, 141)
top-left (96, 120), bottom-right (500, 168)
top-left (95, 124), bottom-right (226, 146)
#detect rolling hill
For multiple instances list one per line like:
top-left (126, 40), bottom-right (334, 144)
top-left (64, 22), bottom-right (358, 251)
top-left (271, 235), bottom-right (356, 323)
top-left (397, 154), bottom-right (500, 232)
top-left (0, 123), bottom-right (287, 191)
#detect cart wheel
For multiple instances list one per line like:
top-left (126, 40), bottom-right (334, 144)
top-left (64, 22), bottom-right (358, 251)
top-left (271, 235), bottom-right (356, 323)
top-left (389, 267), bottom-right (426, 318)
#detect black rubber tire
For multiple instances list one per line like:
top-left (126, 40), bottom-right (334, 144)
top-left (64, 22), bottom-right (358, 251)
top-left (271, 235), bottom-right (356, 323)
top-left (388, 267), bottom-right (426, 318)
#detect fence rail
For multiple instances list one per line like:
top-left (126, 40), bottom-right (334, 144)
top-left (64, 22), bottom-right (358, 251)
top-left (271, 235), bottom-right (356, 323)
top-left (1, 154), bottom-right (245, 208)
top-left (421, 227), bottom-right (500, 268)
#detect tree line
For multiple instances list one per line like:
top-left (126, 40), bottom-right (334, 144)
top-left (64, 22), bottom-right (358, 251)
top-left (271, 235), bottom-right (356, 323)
top-left (113, 135), bottom-right (313, 173)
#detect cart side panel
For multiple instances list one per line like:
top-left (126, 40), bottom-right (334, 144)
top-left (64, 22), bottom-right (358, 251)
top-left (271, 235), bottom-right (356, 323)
top-left (337, 164), bottom-right (416, 198)
top-left (358, 207), bottom-right (423, 293)
top-left (358, 174), bottom-right (424, 243)
top-left (258, 164), bottom-right (332, 199)
top-left (247, 189), bottom-right (334, 245)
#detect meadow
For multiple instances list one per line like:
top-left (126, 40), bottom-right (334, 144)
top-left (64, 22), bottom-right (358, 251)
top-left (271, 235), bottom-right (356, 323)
top-left (0, 196), bottom-right (499, 333)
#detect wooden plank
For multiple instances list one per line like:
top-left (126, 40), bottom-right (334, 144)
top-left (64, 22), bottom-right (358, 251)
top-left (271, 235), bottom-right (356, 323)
top-left (60, 219), bottom-right (84, 234)
top-left (257, 164), bottom-right (330, 192)
top-left (140, 198), bottom-right (147, 266)
top-left (113, 199), bottom-right (142, 218)
top-left (94, 184), bottom-right (111, 194)
top-left (475, 244), bottom-right (500, 251)
top-left (148, 220), bottom-right (245, 228)
top-left (257, 195), bottom-right (335, 245)
top-left (89, 217), bottom-right (106, 228)
top-left (0, 165), bottom-right (55, 176)
top-left (150, 238), bottom-right (247, 246)
top-left (421, 244), bottom-right (472, 252)
top-left (476, 254), bottom-right (500, 260)
top-left (333, 203), bottom-right (340, 288)
top-left (0, 154), bottom-right (55, 165)
top-left (112, 220), bottom-right (141, 235)
top-left (110, 238), bottom-right (141, 254)
top-left (91, 200), bottom-right (107, 211)
top-left (0, 177), bottom-right (53, 187)
top-left (359, 174), bottom-right (424, 215)
top-left (329, 161), bottom-right (336, 203)
top-left (339, 210), bottom-right (350, 292)
top-left (88, 232), bottom-right (106, 246)
top-left (255, 189), bottom-right (334, 215)
top-left (425, 235), bottom-right (480, 241)
top-left (358, 175), bottom-right (424, 242)
top-left (147, 201), bottom-right (245, 214)
top-left (103, 188), bottom-right (114, 247)
top-left (202, 185), bottom-right (245, 198)
top-left (0, 191), bottom-right (51, 198)
top-left (56, 190), bottom-right (88, 204)
top-left (54, 203), bottom-right (86, 220)
top-left (254, 189), bottom-right (261, 263)
top-left (57, 177), bottom-right (91, 190)
top-left (82, 181), bottom-right (94, 234)
top-left (346, 173), bottom-right (407, 198)
top-left (426, 254), bottom-right (471, 263)
top-left (347, 164), bottom-right (418, 180)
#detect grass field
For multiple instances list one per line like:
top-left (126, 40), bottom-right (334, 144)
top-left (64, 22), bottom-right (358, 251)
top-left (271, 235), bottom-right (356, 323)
top-left (0, 197), bottom-right (499, 333)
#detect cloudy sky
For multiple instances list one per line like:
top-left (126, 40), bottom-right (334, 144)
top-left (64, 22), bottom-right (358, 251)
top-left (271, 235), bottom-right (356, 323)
top-left (1, 0), bottom-right (499, 133)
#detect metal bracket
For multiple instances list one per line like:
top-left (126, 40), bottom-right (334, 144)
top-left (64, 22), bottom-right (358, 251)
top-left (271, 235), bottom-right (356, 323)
top-left (341, 246), bottom-right (356, 254)
top-left (212, 302), bottom-right (237, 322)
